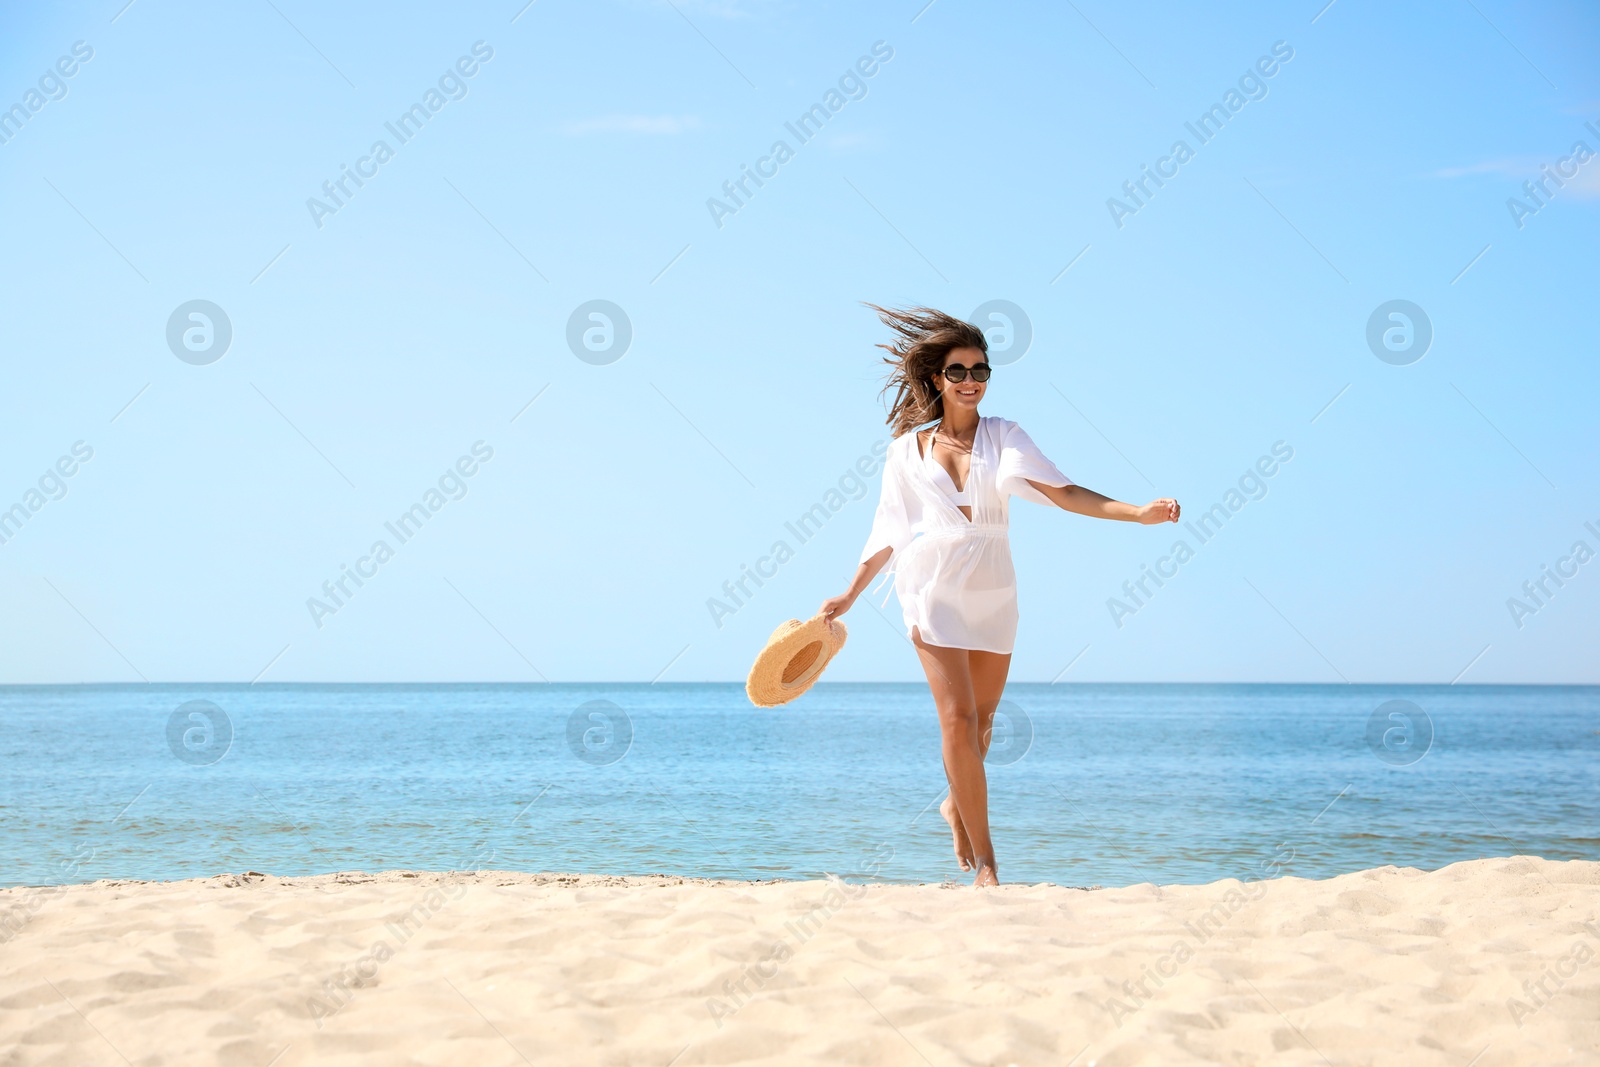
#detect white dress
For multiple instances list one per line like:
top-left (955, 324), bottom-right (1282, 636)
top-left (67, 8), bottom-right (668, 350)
top-left (859, 416), bottom-right (1074, 654)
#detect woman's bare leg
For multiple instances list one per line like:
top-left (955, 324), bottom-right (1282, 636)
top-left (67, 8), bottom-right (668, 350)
top-left (970, 649), bottom-right (1013, 761)
top-left (939, 649), bottom-right (1012, 873)
top-left (938, 773), bottom-right (975, 871)
top-left (913, 628), bottom-right (997, 886)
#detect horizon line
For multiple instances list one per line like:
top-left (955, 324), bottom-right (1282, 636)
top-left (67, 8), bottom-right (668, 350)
top-left (0, 679), bottom-right (1594, 689)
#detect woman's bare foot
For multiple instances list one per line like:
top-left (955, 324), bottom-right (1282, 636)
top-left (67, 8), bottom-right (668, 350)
top-left (940, 795), bottom-right (975, 871)
top-left (972, 860), bottom-right (999, 887)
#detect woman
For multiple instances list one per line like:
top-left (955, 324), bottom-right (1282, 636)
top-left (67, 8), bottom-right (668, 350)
top-left (819, 305), bottom-right (1180, 887)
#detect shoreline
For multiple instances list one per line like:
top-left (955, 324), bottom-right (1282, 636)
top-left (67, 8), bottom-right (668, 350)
top-left (3, 867), bottom-right (1108, 893)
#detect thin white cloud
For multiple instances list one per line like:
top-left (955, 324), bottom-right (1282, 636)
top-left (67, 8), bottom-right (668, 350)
top-left (650, 0), bottom-right (770, 18)
top-left (559, 115), bottom-right (703, 136)
top-left (1434, 158), bottom-right (1540, 179)
top-left (1434, 153), bottom-right (1600, 198)
top-left (825, 131), bottom-right (876, 153)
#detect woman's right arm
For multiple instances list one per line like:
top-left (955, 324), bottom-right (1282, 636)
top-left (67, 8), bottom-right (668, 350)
top-left (821, 438), bottom-right (908, 621)
top-left (820, 546), bottom-right (892, 621)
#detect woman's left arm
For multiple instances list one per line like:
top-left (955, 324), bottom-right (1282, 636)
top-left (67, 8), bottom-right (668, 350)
top-left (1025, 480), bottom-right (1180, 524)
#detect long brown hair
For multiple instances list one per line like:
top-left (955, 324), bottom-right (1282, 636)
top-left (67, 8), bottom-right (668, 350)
top-left (866, 303), bottom-right (988, 438)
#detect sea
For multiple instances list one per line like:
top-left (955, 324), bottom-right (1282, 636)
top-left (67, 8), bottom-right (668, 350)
top-left (2, 683), bottom-right (1596, 889)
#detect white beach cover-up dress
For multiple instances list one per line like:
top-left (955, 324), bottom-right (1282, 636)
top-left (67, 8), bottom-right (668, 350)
top-left (859, 416), bottom-right (1074, 654)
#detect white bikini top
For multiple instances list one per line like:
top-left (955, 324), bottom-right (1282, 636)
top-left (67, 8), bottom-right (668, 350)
top-left (922, 427), bottom-right (971, 506)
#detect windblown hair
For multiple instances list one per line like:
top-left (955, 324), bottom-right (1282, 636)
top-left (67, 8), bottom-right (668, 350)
top-left (866, 304), bottom-right (988, 438)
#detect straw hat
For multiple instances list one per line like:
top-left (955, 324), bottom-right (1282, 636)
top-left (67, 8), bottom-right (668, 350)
top-left (746, 614), bottom-right (848, 707)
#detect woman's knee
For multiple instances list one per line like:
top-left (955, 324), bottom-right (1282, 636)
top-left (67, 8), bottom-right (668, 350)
top-left (938, 698), bottom-right (980, 733)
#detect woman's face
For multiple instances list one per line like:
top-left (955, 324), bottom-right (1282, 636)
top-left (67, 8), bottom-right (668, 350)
top-left (935, 346), bottom-right (988, 415)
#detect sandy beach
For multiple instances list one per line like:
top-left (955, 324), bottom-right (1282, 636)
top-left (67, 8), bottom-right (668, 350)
top-left (2, 855), bottom-right (1596, 1065)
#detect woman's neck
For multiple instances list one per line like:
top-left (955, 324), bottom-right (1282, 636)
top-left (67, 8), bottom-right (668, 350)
top-left (939, 409), bottom-right (980, 437)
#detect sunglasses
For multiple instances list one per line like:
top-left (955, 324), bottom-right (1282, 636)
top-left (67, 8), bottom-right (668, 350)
top-left (941, 362), bottom-right (991, 383)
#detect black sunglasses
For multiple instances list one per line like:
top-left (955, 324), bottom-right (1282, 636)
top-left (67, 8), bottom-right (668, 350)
top-left (941, 362), bottom-right (991, 383)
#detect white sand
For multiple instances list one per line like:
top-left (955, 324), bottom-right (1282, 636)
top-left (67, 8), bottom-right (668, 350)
top-left (2, 855), bottom-right (1597, 1065)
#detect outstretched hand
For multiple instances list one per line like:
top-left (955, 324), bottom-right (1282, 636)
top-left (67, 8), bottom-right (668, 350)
top-left (1138, 498), bottom-right (1181, 524)
top-left (818, 592), bottom-right (856, 621)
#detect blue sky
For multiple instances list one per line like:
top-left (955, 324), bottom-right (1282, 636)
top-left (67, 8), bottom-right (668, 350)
top-left (1, 0), bottom-right (1596, 684)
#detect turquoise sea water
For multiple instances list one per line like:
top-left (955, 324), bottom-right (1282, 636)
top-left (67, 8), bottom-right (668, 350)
top-left (2, 683), bottom-right (1596, 889)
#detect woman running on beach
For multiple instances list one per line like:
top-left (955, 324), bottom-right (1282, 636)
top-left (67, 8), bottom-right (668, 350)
top-left (819, 306), bottom-right (1181, 887)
